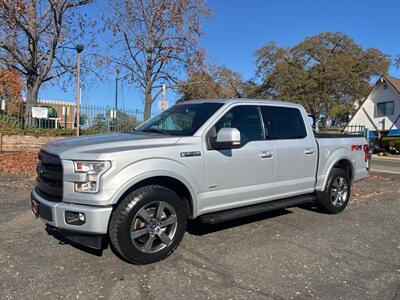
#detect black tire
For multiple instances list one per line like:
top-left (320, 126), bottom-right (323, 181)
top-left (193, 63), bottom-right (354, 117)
top-left (109, 185), bottom-right (187, 264)
top-left (316, 168), bottom-right (351, 214)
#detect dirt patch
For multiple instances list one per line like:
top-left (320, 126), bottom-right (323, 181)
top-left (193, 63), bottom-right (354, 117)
top-left (352, 173), bottom-right (400, 202)
top-left (0, 151), bottom-right (38, 174)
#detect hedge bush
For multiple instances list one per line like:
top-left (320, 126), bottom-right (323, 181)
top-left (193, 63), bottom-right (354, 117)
top-left (0, 114), bottom-right (23, 131)
top-left (0, 126), bottom-right (106, 137)
top-left (380, 136), bottom-right (400, 148)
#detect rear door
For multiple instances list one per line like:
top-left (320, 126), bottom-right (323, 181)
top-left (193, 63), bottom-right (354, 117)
top-left (260, 105), bottom-right (317, 197)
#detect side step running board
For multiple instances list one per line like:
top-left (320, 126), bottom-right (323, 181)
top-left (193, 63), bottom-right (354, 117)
top-left (199, 195), bottom-right (316, 224)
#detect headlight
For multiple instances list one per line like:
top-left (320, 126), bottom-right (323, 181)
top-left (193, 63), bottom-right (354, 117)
top-left (73, 161), bottom-right (111, 193)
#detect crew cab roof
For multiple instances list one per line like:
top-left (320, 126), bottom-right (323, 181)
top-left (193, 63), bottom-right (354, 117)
top-left (178, 98), bottom-right (304, 109)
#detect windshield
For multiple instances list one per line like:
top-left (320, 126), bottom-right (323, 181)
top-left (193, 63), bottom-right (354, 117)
top-left (136, 102), bottom-right (224, 136)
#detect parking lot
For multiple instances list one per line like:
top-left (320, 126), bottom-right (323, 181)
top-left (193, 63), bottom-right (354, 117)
top-left (1, 172), bottom-right (399, 300)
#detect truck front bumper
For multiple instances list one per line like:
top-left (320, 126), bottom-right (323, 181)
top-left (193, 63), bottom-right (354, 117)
top-left (31, 188), bottom-right (113, 249)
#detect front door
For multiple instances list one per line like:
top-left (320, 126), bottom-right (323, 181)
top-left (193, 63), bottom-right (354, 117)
top-left (200, 105), bottom-right (276, 214)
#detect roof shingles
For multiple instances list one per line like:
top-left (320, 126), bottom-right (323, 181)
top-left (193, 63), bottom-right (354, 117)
top-left (383, 74), bottom-right (400, 95)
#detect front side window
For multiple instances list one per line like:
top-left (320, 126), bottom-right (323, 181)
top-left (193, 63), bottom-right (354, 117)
top-left (136, 102), bottom-right (223, 136)
top-left (261, 106), bottom-right (307, 139)
top-left (213, 106), bottom-right (264, 144)
top-left (376, 101), bottom-right (394, 117)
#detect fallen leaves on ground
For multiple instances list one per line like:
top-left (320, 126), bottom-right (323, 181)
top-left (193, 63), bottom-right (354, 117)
top-left (367, 174), bottom-right (393, 181)
top-left (0, 151), bottom-right (38, 174)
top-left (352, 173), bottom-right (399, 202)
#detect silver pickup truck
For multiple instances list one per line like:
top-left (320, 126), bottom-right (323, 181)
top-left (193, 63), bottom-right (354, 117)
top-left (32, 99), bottom-right (369, 264)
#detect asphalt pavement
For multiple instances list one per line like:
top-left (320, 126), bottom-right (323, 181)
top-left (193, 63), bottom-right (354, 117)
top-left (0, 172), bottom-right (399, 300)
top-left (370, 156), bottom-right (400, 176)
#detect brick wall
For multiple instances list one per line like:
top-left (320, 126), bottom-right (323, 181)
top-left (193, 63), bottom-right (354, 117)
top-left (0, 134), bottom-right (67, 152)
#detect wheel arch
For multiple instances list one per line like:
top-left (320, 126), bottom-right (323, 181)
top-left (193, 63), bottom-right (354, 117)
top-left (112, 174), bottom-right (197, 219)
top-left (332, 159), bottom-right (353, 179)
top-left (322, 158), bottom-right (354, 191)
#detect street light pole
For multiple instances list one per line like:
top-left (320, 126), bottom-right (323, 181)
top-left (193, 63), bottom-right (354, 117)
top-left (75, 44), bottom-right (84, 136)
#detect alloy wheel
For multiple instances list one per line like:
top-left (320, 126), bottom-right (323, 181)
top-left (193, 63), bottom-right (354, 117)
top-left (130, 201), bottom-right (178, 253)
top-left (330, 176), bottom-right (348, 207)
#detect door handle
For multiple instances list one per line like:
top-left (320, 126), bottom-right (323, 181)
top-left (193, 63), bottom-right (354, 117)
top-left (304, 148), bottom-right (315, 155)
top-left (260, 151), bottom-right (273, 158)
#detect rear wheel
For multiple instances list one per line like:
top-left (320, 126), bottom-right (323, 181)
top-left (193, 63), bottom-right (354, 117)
top-left (109, 185), bottom-right (187, 264)
top-left (317, 168), bottom-right (351, 214)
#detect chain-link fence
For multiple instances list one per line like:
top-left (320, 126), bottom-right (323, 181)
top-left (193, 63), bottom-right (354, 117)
top-left (0, 99), bottom-right (156, 134)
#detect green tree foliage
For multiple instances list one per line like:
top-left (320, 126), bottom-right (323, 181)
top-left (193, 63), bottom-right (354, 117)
top-left (90, 113), bottom-right (108, 131)
top-left (90, 110), bottom-right (138, 132)
top-left (80, 113), bottom-right (88, 126)
top-left (255, 32), bottom-right (390, 121)
top-left (109, 110), bottom-right (139, 132)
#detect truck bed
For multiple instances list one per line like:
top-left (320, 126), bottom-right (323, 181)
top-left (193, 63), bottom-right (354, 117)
top-left (315, 135), bottom-right (368, 191)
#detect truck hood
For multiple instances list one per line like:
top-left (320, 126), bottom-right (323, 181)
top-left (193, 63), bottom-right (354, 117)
top-left (42, 133), bottom-right (181, 160)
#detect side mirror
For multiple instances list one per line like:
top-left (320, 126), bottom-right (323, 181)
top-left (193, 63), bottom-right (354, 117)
top-left (307, 115), bottom-right (314, 127)
top-left (213, 127), bottom-right (241, 149)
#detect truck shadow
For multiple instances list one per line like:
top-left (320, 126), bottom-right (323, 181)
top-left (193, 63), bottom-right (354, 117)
top-left (45, 225), bottom-right (105, 257)
top-left (297, 202), bottom-right (326, 213)
top-left (45, 205), bottom-right (322, 259)
top-left (187, 209), bottom-right (292, 236)
top-left (187, 201), bottom-right (326, 236)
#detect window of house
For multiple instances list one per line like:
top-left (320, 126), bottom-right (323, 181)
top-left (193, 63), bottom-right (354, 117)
top-left (376, 101), bottom-right (394, 117)
top-left (260, 106), bottom-right (307, 139)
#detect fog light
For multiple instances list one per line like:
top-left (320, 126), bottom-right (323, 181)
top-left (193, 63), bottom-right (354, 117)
top-left (65, 211), bottom-right (86, 225)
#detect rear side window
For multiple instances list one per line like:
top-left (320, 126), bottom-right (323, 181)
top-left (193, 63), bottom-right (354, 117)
top-left (260, 106), bottom-right (307, 139)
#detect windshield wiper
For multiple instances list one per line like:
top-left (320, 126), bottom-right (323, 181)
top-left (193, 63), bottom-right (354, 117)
top-left (141, 128), bottom-right (170, 135)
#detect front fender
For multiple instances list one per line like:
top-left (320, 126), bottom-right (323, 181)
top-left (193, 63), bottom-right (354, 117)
top-left (108, 158), bottom-right (200, 216)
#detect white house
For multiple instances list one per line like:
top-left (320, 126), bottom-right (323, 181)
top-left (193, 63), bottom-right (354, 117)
top-left (347, 74), bottom-right (400, 140)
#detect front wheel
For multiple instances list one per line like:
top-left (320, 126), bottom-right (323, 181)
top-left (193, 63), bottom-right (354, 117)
top-left (316, 168), bottom-right (351, 214)
top-left (109, 185), bottom-right (187, 264)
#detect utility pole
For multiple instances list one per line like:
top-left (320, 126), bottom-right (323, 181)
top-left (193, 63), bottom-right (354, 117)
top-left (161, 84), bottom-right (167, 111)
top-left (115, 69), bottom-right (119, 110)
top-left (75, 44), bottom-right (84, 136)
top-left (114, 70), bottom-right (119, 132)
top-left (160, 81), bottom-right (205, 111)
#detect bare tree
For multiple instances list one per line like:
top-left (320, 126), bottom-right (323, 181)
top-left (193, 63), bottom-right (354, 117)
top-left (106, 0), bottom-right (210, 120)
top-left (0, 0), bottom-right (92, 118)
top-left (178, 64), bottom-right (246, 101)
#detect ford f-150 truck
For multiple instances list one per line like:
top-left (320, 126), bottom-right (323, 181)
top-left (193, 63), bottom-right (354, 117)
top-left (31, 99), bottom-right (369, 264)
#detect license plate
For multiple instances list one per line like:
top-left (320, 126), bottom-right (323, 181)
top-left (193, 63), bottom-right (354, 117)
top-left (31, 198), bottom-right (39, 218)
